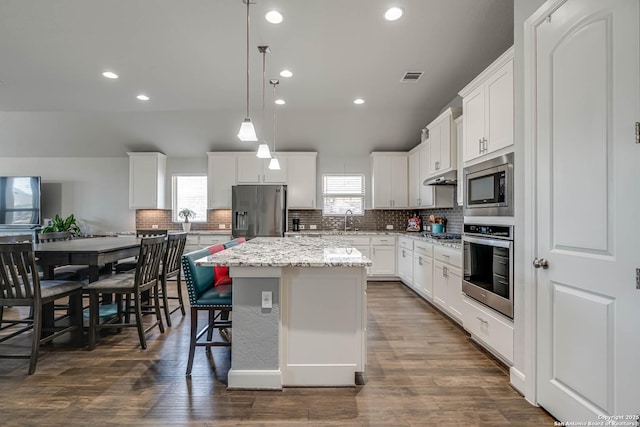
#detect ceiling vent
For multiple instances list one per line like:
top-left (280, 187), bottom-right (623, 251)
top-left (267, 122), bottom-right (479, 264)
top-left (401, 71), bottom-right (423, 82)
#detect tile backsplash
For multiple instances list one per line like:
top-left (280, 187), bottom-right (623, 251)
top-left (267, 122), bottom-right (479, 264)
top-left (136, 207), bottom-right (463, 234)
top-left (288, 207), bottom-right (463, 234)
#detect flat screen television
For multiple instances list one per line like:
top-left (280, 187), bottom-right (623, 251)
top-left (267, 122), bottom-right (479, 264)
top-left (0, 176), bottom-right (41, 227)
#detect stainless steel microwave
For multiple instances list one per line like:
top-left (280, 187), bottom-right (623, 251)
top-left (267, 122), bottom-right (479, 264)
top-left (463, 153), bottom-right (514, 217)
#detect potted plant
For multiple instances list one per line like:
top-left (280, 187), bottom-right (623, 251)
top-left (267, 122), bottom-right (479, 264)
top-left (41, 214), bottom-right (82, 236)
top-left (178, 208), bottom-right (196, 232)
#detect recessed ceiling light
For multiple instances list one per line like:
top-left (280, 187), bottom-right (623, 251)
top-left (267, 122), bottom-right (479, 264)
top-left (280, 69), bottom-right (293, 78)
top-left (353, 98), bottom-right (365, 105)
top-left (102, 71), bottom-right (119, 79)
top-left (136, 94), bottom-right (150, 101)
top-left (275, 99), bottom-right (285, 105)
top-left (384, 7), bottom-right (403, 21)
top-left (265, 10), bottom-right (283, 24)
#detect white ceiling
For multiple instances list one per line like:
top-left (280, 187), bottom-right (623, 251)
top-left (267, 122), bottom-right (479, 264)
top-left (0, 0), bottom-right (514, 158)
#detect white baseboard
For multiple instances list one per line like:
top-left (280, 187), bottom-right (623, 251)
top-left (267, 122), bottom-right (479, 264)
top-left (228, 369), bottom-right (282, 390)
top-left (510, 366), bottom-right (526, 395)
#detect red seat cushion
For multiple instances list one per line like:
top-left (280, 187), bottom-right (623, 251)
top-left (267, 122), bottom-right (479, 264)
top-left (208, 244), bottom-right (230, 286)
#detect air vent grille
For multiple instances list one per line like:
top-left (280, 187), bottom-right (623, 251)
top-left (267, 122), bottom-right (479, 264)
top-left (401, 71), bottom-right (423, 82)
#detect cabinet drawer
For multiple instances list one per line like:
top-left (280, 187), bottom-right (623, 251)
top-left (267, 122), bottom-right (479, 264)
top-left (326, 236), bottom-right (370, 246)
top-left (397, 237), bottom-right (413, 251)
top-left (371, 236), bottom-right (395, 246)
top-left (434, 245), bottom-right (462, 267)
top-left (413, 241), bottom-right (433, 257)
top-left (199, 235), bottom-right (231, 245)
top-left (462, 297), bottom-right (513, 363)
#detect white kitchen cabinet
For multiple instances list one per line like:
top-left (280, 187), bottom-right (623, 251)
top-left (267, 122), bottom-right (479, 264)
top-left (285, 152), bottom-right (317, 209)
top-left (427, 108), bottom-right (460, 177)
top-left (462, 295), bottom-right (513, 364)
top-left (236, 154), bottom-right (288, 184)
top-left (432, 245), bottom-right (463, 324)
top-left (370, 152), bottom-right (408, 209)
top-left (412, 241), bottom-right (434, 300)
top-left (184, 233), bottom-right (232, 254)
top-left (127, 152), bottom-right (166, 209)
top-left (455, 116), bottom-right (464, 206)
top-left (369, 236), bottom-right (396, 276)
top-left (408, 142), bottom-right (454, 208)
top-left (459, 47), bottom-right (514, 163)
top-left (397, 236), bottom-right (414, 286)
top-left (207, 152), bottom-right (237, 209)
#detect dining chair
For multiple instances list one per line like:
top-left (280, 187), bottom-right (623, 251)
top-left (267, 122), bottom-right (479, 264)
top-left (85, 235), bottom-right (166, 350)
top-left (36, 232), bottom-right (90, 281)
top-left (158, 232), bottom-right (187, 327)
top-left (114, 229), bottom-right (168, 273)
top-left (182, 245), bottom-right (232, 376)
top-left (0, 242), bottom-right (84, 374)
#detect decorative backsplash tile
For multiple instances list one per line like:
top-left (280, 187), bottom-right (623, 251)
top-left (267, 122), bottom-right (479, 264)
top-left (136, 209), bottom-right (232, 231)
top-left (288, 207), bottom-right (463, 234)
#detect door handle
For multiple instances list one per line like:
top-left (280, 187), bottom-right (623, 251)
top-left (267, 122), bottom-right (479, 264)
top-left (533, 258), bottom-right (549, 269)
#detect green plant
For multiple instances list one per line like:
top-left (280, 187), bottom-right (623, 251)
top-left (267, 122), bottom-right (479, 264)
top-left (178, 208), bottom-right (196, 223)
top-left (42, 214), bottom-right (81, 236)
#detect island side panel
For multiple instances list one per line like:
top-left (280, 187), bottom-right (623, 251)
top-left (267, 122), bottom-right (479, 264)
top-left (280, 266), bottom-right (366, 387)
top-left (228, 267), bottom-right (282, 390)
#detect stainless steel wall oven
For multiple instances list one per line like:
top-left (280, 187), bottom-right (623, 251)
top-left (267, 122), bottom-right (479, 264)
top-left (462, 224), bottom-right (513, 318)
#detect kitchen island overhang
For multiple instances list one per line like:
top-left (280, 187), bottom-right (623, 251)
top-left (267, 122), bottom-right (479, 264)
top-left (195, 237), bottom-right (372, 389)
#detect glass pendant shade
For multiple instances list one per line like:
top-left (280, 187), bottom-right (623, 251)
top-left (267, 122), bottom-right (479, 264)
top-left (237, 118), bottom-right (257, 141)
top-left (256, 143), bottom-right (272, 158)
top-left (268, 157), bottom-right (280, 170)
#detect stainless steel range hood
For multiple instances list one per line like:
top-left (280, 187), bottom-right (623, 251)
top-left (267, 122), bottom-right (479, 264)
top-left (423, 170), bottom-right (458, 186)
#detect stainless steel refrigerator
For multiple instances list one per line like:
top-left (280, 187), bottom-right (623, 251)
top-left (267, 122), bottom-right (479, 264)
top-left (232, 185), bottom-right (287, 239)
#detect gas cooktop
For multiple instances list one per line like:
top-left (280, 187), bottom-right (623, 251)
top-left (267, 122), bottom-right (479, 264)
top-left (422, 232), bottom-right (462, 240)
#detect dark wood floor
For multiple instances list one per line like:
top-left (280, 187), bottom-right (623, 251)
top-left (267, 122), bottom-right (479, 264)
top-left (0, 281), bottom-right (554, 426)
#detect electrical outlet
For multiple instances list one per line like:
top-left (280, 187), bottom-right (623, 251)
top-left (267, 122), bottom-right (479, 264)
top-left (261, 291), bottom-right (273, 309)
top-left (218, 224), bottom-right (226, 229)
top-left (151, 224), bottom-right (158, 229)
top-left (386, 224), bottom-right (394, 230)
top-left (299, 224), bottom-right (305, 230)
top-left (309, 225), bottom-right (317, 230)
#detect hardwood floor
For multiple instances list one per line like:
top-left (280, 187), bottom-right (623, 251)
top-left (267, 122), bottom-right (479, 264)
top-left (0, 281), bottom-right (555, 426)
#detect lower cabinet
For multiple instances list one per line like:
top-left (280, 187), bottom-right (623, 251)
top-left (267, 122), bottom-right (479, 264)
top-left (412, 242), bottom-right (434, 300)
top-left (462, 295), bottom-right (514, 364)
top-left (370, 236), bottom-right (396, 276)
top-left (184, 233), bottom-right (232, 254)
top-left (397, 237), bottom-right (414, 285)
top-left (432, 245), bottom-right (463, 324)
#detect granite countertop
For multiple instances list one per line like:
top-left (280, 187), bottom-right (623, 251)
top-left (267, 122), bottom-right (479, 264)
top-left (284, 230), bottom-right (462, 250)
top-left (195, 236), bottom-right (372, 268)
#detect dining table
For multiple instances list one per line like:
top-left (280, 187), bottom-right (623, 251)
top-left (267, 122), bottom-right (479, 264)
top-left (34, 236), bottom-right (141, 282)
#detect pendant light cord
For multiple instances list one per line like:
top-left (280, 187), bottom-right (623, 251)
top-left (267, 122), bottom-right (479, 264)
top-left (245, 0), bottom-right (250, 118)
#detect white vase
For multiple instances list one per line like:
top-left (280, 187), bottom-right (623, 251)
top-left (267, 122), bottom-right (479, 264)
top-left (182, 223), bottom-right (191, 232)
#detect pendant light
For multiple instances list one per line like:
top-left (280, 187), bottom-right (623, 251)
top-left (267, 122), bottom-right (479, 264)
top-left (237, 0), bottom-right (258, 141)
top-left (256, 45), bottom-right (271, 158)
top-left (268, 79), bottom-right (281, 170)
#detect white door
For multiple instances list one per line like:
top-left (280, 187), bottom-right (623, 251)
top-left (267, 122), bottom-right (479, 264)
top-left (371, 156), bottom-right (392, 208)
top-left (263, 156), bottom-right (288, 184)
top-left (532, 0), bottom-right (640, 421)
top-left (408, 150), bottom-right (420, 207)
top-left (390, 155), bottom-right (408, 208)
top-left (236, 155), bottom-right (263, 183)
top-left (462, 86), bottom-right (485, 162)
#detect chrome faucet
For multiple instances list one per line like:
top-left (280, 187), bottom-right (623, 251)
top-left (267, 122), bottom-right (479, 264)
top-left (344, 209), bottom-right (353, 232)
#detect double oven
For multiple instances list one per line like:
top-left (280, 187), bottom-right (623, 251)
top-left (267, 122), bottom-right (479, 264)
top-left (462, 153), bottom-right (514, 319)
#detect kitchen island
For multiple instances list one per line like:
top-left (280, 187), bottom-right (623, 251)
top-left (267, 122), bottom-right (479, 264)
top-left (196, 236), bottom-right (371, 389)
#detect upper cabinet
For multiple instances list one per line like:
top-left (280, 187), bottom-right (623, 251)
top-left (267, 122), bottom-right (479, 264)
top-left (236, 154), bottom-right (288, 184)
top-left (370, 152), bottom-right (408, 209)
top-left (207, 152), bottom-right (237, 209)
top-left (285, 152), bottom-right (317, 209)
top-left (127, 152), bottom-right (166, 209)
top-left (455, 115), bottom-right (464, 206)
top-left (408, 142), bottom-right (454, 209)
top-left (427, 107), bottom-right (461, 177)
top-left (459, 47), bottom-right (514, 163)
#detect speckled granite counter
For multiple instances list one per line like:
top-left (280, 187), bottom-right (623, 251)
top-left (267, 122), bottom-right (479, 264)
top-left (196, 236), bottom-right (371, 268)
top-left (284, 230), bottom-right (462, 250)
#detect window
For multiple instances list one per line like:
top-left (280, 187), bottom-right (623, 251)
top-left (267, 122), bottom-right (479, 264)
top-left (172, 175), bottom-right (207, 222)
top-left (322, 174), bottom-right (365, 215)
